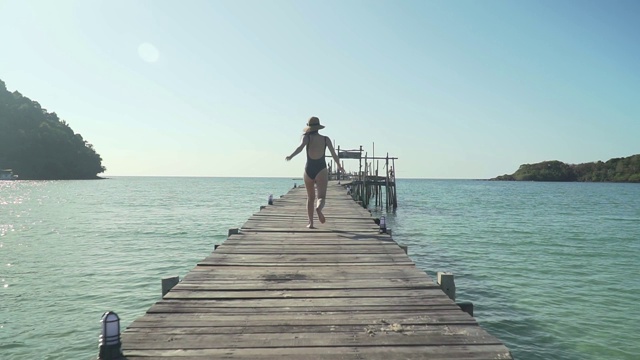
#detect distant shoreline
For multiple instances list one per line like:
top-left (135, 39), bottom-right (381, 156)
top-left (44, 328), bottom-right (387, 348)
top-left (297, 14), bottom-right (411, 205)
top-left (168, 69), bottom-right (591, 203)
top-left (490, 155), bottom-right (640, 183)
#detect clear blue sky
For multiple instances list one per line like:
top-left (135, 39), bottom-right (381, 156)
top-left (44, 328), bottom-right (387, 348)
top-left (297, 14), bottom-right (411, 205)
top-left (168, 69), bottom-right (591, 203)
top-left (1, 0), bottom-right (638, 178)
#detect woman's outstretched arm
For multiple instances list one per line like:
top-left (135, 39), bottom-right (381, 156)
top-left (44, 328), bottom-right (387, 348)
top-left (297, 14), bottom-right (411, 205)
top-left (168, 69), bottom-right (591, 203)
top-left (285, 136), bottom-right (308, 161)
top-left (326, 137), bottom-right (344, 172)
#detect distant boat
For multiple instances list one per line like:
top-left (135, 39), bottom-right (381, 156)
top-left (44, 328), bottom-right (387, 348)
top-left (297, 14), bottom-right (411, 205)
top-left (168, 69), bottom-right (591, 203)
top-left (0, 169), bottom-right (18, 180)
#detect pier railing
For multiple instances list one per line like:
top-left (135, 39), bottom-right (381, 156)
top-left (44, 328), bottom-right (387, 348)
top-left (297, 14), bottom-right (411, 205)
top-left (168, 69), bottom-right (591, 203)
top-left (329, 144), bottom-right (398, 210)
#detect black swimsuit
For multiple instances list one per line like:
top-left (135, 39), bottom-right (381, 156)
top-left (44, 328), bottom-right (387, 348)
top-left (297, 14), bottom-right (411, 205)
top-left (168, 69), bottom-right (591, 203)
top-left (305, 134), bottom-right (327, 180)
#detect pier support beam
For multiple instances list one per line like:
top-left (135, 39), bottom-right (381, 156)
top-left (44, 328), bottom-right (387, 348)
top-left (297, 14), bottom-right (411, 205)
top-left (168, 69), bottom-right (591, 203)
top-left (457, 301), bottom-right (474, 317)
top-left (228, 228), bottom-right (239, 236)
top-left (161, 276), bottom-right (180, 297)
top-left (399, 244), bottom-right (408, 254)
top-left (437, 272), bottom-right (456, 301)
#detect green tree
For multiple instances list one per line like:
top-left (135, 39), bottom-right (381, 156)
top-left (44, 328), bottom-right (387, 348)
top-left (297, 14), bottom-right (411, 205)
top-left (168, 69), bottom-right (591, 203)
top-left (0, 79), bottom-right (106, 179)
top-left (493, 156), bottom-right (640, 183)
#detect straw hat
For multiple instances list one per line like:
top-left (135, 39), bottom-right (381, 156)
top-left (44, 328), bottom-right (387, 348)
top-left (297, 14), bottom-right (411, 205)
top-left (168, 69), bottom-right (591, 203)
top-left (303, 117), bottom-right (325, 133)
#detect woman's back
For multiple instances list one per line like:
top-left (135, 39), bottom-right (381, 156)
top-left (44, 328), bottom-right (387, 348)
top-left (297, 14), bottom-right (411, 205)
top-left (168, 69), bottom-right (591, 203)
top-left (306, 133), bottom-right (327, 160)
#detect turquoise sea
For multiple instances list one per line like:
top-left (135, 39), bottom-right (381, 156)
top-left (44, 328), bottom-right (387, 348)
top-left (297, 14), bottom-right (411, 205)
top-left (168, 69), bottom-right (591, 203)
top-left (1, 177), bottom-right (639, 360)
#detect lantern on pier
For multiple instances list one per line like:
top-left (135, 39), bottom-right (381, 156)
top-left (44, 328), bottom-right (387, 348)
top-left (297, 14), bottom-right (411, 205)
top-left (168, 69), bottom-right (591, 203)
top-left (99, 311), bottom-right (123, 359)
top-left (379, 216), bottom-right (387, 234)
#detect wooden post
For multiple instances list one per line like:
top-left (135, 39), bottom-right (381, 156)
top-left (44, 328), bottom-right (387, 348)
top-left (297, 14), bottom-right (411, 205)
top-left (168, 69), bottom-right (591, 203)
top-left (399, 244), bottom-right (408, 254)
top-left (392, 158), bottom-right (397, 209)
top-left (385, 153), bottom-right (390, 211)
top-left (260, 205), bottom-right (267, 210)
top-left (357, 146), bottom-right (361, 181)
top-left (161, 276), bottom-right (179, 297)
top-left (228, 228), bottom-right (239, 236)
top-left (437, 272), bottom-right (456, 301)
top-left (457, 301), bottom-right (474, 316)
top-left (214, 244), bottom-right (220, 250)
top-left (337, 145), bottom-right (341, 181)
top-left (363, 152), bottom-right (368, 208)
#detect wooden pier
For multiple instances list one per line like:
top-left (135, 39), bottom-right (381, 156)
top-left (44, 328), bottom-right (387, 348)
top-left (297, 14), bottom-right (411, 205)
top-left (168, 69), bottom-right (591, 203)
top-left (120, 182), bottom-right (512, 359)
top-left (331, 145), bottom-right (398, 210)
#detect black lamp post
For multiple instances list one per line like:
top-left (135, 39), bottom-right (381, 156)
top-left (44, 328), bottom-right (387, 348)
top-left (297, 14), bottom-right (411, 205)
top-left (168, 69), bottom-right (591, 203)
top-left (99, 311), bottom-right (123, 359)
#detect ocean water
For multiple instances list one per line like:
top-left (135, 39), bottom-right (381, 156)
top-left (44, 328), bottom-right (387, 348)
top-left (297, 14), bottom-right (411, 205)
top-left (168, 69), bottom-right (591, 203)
top-left (1, 177), bottom-right (638, 360)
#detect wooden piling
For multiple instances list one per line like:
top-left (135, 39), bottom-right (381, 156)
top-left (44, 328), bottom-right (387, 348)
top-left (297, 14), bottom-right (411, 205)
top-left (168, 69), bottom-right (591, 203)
top-left (161, 276), bottom-right (179, 297)
top-left (437, 272), bottom-right (456, 301)
top-left (399, 244), bottom-right (408, 254)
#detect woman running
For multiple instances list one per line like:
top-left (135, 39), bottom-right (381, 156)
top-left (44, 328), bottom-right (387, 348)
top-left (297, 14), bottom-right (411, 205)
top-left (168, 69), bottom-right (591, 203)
top-left (286, 117), bottom-right (344, 228)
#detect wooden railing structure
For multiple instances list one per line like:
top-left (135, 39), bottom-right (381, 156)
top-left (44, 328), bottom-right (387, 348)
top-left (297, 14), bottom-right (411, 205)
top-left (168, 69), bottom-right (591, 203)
top-left (328, 144), bottom-right (398, 210)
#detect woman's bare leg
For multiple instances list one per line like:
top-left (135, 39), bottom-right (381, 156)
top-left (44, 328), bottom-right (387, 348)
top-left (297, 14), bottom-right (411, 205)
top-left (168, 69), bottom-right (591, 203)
top-left (315, 168), bottom-right (328, 224)
top-left (303, 172), bottom-right (316, 228)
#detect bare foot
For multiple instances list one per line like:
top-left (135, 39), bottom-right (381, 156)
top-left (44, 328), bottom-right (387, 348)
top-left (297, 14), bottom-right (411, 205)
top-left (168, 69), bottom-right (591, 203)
top-left (316, 208), bottom-right (325, 224)
top-left (316, 198), bottom-right (326, 224)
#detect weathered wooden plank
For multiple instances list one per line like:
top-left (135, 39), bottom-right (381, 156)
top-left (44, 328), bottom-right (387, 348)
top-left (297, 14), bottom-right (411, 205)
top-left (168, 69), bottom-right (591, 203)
top-left (126, 310), bottom-right (476, 328)
top-left (124, 321), bottom-right (462, 334)
top-left (216, 240), bottom-right (398, 246)
top-left (172, 283), bottom-right (439, 292)
top-left (251, 213), bottom-right (375, 219)
top-left (239, 227), bottom-right (382, 233)
top-left (147, 304), bottom-right (461, 314)
top-left (211, 248), bottom-right (407, 255)
top-left (163, 288), bottom-right (447, 300)
top-left (173, 278), bottom-right (438, 291)
top-left (122, 325), bottom-right (502, 349)
top-left (197, 262), bottom-right (415, 267)
top-left (202, 252), bottom-right (411, 261)
top-left (247, 214), bottom-right (377, 221)
top-left (254, 206), bottom-right (368, 213)
top-left (177, 276), bottom-right (436, 286)
top-left (203, 253), bottom-right (413, 261)
top-left (182, 272), bottom-right (432, 283)
top-left (185, 265), bottom-right (429, 276)
top-left (121, 344), bottom-right (512, 360)
top-left (254, 209), bottom-right (371, 216)
top-left (220, 240), bottom-right (394, 246)
top-left (220, 239), bottom-right (396, 246)
top-left (181, 273), bottom-right (434, 282)
top-left (226, 232), bottom-right (392, 241)
top-left (149, 297), bottom-right (456, 309)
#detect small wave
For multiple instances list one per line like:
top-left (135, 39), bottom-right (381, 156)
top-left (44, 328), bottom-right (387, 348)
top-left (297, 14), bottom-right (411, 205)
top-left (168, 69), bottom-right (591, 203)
top-left (601, 217), bottom-right (640, 222)
top-left (0, 341), bottom-right (28, 350)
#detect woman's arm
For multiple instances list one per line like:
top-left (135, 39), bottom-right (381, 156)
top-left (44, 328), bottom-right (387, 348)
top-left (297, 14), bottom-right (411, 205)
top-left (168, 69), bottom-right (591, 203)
top-left (285, 135), bottom-right (308, 161)
top-left (325, 136), bottom-right (344, 172)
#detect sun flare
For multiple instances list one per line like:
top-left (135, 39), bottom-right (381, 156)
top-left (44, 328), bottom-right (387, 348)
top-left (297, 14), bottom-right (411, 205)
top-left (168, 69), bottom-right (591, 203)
top-left (138, 42), bottom-right (160, 63)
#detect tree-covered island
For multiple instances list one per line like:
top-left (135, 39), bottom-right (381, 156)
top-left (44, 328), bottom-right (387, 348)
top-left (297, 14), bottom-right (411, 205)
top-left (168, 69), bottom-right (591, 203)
top-left (492, 155), bottom-right (640, 182)
top-left (0, 79), bottom-right (106, 180)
